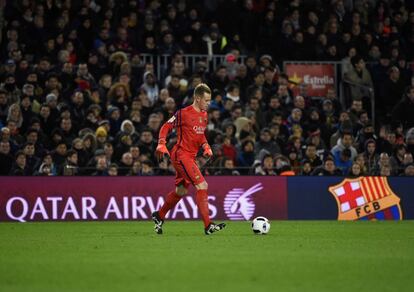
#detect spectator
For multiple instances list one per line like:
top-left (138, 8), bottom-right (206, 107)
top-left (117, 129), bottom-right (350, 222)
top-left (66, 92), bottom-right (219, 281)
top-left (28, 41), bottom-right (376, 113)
top-left (92, 157), bottom-right (108, 176)
top-left (22, 142), bottom-right (39, 175)
top-left (0, 141), bottom-right (13, 175)
top-left (403, 164), bottom-right (414, 176)
top-left (140, 159), bottom-right (155, 176)
top-left (348, 162), bottom-right (363, 177)
top-left (215, 157), bottom-right (240, 176)
top-left (379, 66), bottom-right (407, 118)
top-left (9, 150), bottom-right (28, 176)
top-left (390, 144), bottom-right (407, 175)
top-left (0, 1), bottom-right (413, 178)
top-left (311, 157), bottom-right (342, 176)
top-left (334, 148), bottom-right (353, 175)
top-left (331, 131), bottom-right (358, 161)
top-left (299, 160), bottom-right (313, 176)
top-left (61, 149), bottom-right (79, 176)
top-left (254, 153), bottom-right (276, 176)
top-left (301, 144), bottom-right (320, 172)
top-left (236, 140), bottom-right (255, 174)
top-left (363, 139), bottom-right (379, 175)
top-left (344, 55), bottom-right (374, 101)
top-left (254, 128), bottom-right (281, 159)
top-left (118, 152), bottom-right (133, 176)
top-left (392, 85), bottom-right (414, 129)
top-left (108, 163), bottom-right (118, 176)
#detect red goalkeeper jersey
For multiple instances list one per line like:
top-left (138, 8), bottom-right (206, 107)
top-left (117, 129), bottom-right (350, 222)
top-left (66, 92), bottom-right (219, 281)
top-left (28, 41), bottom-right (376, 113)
top-left (159, 105), bottom-right (208, 157)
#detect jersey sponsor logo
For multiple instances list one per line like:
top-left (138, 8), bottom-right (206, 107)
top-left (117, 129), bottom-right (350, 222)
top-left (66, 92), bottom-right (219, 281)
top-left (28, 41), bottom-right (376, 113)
top-left (223, 183), bottom-right (263, 220)
top-left (328, 177), bottom-right (402, 220)
top-left (193, 125), bottom-right (206, 134)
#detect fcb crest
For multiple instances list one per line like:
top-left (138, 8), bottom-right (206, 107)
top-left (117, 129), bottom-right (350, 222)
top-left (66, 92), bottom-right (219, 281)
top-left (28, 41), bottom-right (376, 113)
top-left (328, 177), bottom-right (402, 220)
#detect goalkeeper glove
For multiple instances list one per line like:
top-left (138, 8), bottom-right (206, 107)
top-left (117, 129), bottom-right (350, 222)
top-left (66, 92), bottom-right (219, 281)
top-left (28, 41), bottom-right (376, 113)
top-left (156, 139), bottom-right (170, 161)
top-left (202, 143), bottom-right (213, 159)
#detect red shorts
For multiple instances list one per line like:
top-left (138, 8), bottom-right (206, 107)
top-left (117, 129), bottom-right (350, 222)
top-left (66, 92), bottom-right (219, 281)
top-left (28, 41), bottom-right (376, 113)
top-left (171, 148), bottom-right (205, 188)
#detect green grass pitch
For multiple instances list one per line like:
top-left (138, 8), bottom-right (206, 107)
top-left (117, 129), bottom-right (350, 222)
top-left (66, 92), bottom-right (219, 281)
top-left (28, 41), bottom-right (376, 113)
top-left (0, 221), bottom-right (413, 292)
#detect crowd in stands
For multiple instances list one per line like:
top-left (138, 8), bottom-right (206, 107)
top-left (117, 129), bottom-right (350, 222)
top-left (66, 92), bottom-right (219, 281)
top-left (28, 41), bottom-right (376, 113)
top-left (1, 0), bottom-right (414, 177)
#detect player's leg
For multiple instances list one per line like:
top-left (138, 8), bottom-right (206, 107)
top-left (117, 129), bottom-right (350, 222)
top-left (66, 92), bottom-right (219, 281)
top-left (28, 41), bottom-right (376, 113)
top-left (152, 161), bottom-right (189, 234)
top-left (178, 158), bottom-right (226, 235)
top-left (152, 185), bottom-right (187, 235)
top-left (194, 181), bottom-right (226, 235)
top-left (158, 184), bottom-right (187, 219)
top-left (194, 181), bottom-right (211, 228)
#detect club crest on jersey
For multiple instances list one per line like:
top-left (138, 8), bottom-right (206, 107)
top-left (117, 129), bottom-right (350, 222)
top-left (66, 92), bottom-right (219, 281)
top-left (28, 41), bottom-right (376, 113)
top-left (193, 125), bottom-right (205, 134)
top-left (328, 177), bottom-right (402, 220)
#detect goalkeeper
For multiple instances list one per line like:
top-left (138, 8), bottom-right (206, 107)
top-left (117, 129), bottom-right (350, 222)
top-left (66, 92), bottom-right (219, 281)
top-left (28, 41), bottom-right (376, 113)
top-left (152, 83), bottom-right (226, 235)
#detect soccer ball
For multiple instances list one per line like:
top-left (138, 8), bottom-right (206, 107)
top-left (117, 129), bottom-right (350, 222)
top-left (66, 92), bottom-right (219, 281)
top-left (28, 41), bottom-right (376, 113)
top-left (251, 216), bottom-right (270, 235)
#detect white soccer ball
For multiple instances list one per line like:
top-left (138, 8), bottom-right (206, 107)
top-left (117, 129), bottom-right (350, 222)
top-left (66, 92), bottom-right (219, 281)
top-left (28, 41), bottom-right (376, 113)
top-left (251, 216), bottom-right (270, 235)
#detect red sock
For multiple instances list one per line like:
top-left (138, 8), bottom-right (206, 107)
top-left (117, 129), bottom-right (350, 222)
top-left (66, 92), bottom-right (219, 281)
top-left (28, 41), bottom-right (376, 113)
top-left (159, 191), bottom-right (182, 219)
top-left (196, 189), bottom-right (211, 228)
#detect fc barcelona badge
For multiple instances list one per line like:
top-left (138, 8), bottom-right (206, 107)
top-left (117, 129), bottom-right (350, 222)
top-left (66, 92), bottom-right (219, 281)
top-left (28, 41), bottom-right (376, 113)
top-left (328, 177), bottom-right (402, 220)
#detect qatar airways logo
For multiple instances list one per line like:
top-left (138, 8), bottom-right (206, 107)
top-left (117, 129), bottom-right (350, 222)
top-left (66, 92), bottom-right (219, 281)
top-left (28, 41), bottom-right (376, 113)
top-left (2, 195), bottom-right (218, 222)
top-left (193, 125), bottom-right (206, 134)
top-left (223, 183), bottom-right (263, 220)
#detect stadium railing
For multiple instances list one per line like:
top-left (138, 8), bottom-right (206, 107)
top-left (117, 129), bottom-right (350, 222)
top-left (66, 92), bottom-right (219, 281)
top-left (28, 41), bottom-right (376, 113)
top-left (57, 165), bottom-right (407, 176)
top-left (140, 54), bottom-right (247, 80)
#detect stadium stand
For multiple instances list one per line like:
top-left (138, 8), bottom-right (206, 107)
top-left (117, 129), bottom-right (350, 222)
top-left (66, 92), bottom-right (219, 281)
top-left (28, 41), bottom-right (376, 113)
top-left (0, 0), bottom-right (414, 176)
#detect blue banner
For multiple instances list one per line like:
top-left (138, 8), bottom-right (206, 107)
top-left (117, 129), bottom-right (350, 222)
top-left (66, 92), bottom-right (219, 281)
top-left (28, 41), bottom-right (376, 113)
top-left (287, 177), bottom-right (414, 220)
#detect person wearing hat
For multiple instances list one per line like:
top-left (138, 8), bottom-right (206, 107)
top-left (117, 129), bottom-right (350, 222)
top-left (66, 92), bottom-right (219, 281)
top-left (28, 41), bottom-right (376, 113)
top-left (259, 54), bottom-right (273, 68)
top-left (2, 59), bottom-right (17, 80)
top-left (95, 126), bottom-right (108, 148)
top-left (141, 71), bottom-right (159, 106)
top-left (107, 106), bottom-right (122, 137)
top-left (98, 119), bottom-right (111, 133)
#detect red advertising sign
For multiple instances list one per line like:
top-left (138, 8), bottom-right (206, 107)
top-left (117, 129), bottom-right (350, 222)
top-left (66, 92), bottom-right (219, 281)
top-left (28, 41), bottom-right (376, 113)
top-left (285, 63), bottom-right (335, 97)
top-left (0, 177), bottom-right (287, 222)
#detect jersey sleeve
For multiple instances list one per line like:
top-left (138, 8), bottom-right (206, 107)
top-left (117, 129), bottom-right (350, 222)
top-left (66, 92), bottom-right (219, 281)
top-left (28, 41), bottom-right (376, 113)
top-left (158, 110), bottom-right (181, 143)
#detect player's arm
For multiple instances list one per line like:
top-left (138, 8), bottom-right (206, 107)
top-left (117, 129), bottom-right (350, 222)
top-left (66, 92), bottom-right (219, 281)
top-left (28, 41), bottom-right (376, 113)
top-left (155, 114), bottom-right (177, 160)
top-left (201, 134), bottom-right (213, 159)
